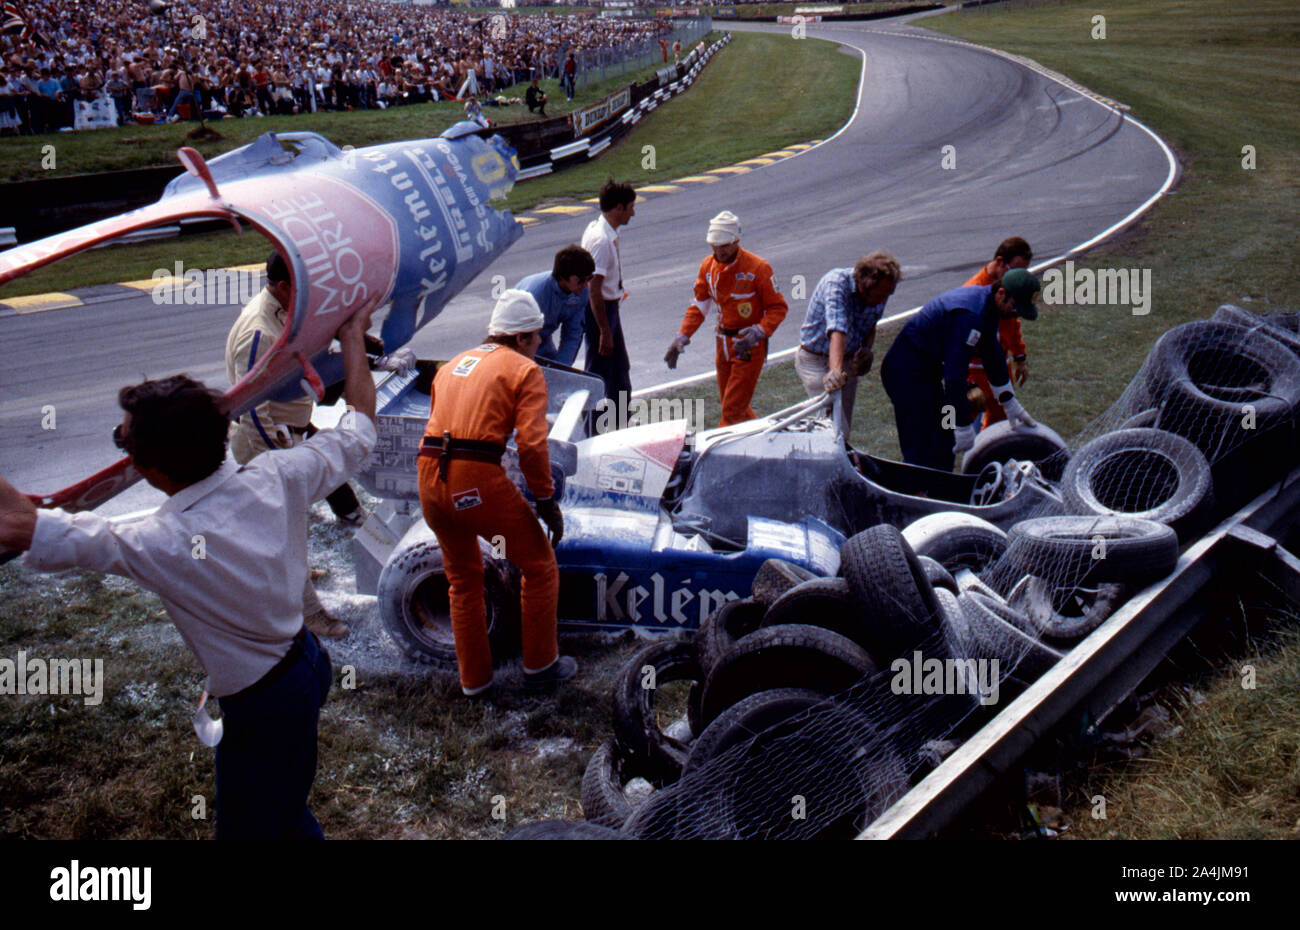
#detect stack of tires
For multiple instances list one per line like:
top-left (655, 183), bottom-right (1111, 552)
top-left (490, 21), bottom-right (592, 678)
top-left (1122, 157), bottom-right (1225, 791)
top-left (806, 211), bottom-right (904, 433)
top-left (1127, 312), bottom-right (1300, 514)
top-left (575, 525), bottom-right (991, 839)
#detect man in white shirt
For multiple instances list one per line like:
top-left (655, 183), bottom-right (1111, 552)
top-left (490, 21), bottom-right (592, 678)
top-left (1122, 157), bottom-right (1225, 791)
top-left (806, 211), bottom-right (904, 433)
top-left (226, 252), bottom-right (360, 639)
top-left (0, 304), bottom-right (380, 839)
top-left (580, 179), bottom-right (636, 419)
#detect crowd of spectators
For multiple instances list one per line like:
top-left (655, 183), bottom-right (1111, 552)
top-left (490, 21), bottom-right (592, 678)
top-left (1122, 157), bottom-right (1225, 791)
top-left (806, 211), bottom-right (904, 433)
top-left (0, 0), bottom-right (673, 133)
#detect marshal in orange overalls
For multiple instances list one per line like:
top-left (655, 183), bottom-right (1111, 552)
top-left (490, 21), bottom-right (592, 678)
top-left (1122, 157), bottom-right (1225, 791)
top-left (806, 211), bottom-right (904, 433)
top-left (417, 342), bottom-right (559, 693)
top-left (678, 248), bottom-right (788, 426)
top-left (965, 266), bottom-right (1028, 427)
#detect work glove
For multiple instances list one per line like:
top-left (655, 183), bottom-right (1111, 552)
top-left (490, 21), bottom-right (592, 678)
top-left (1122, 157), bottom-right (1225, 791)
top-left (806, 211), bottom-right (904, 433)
top-left (952, 422), bottom-right (978, 455)
top-left (966, 383), bottom-right (987, 417)
top-left (822, 368), bottom-right (847, 393)
top-left (848, 347), bottom-right (874, 377)
top-left (664, 333), bottom-right (689, 370)
top-left (734, 325), bottom-right (766, 360)
top-left (1011, 356), bottom-right (1029, 387)
top-left (375, 347), bottom-right (418, 376)
top-left (1001, 396), bottom-right (1037, 432)
top-left (534, 497), bottom-right (564, 547)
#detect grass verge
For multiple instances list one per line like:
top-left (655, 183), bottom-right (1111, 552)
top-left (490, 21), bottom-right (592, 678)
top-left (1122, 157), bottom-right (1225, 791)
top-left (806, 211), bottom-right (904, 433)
top-left (0, 499), bottom-right (647, 839)
top-left (671, 0), bottom-right (1300, 457)
top-left (1063, 627), bottom-right (1300, 839)
top-left (0, 30), bottom-right (857, 300)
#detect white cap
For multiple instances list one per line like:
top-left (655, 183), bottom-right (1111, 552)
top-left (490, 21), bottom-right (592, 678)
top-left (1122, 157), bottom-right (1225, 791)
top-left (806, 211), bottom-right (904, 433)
top-left (488, 289), bottom-right (544, 336)
top-left (706, 210), bottom-right (741, 245)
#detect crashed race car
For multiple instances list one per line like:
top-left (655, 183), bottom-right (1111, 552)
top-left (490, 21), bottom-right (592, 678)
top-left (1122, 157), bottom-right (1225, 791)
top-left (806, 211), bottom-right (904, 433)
top-left (359, 370), bottom-right (1064, 670)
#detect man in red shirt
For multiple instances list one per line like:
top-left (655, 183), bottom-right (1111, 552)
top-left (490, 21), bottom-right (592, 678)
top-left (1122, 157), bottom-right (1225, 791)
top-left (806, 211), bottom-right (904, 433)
top-left (965, 236), bottom-right (1033, 426)
top-left (665, 211), bottom-right (789, 426)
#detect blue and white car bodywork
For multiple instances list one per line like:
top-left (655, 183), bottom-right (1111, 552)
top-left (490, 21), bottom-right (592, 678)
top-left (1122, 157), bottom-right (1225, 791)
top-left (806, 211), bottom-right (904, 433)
top-left (356, 366), bottom-right (1059, 668)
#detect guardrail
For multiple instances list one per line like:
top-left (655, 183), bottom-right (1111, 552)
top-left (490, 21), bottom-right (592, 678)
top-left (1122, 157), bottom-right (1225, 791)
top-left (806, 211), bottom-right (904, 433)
top-left (860, 467), bottom-right (1300, 838)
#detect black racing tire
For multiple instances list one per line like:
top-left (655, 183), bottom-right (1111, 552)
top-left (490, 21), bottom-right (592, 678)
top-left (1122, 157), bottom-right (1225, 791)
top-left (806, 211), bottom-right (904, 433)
top-left (750, 558), bottom-right (819, 607)
top-left (1212, 304), bottom-right (1300, 357)
top-left (698, 624), bottom-right (877, 730)
top-left (839, 524), bottom-right (945, 659)
top-left (675, 688), bottom-right (909, 840)
top-left (1143, 320), bottom-right (1300, 460)
top-left (957, 590), bottom-right (1065, 681)
top-left (918, 555), bottom-right (959, 594)
top-left (758, 577), bottom-right (876, 652)
top-left (1008, 576), bottom-right (1128, 644)
top-left (581, 738), bottom-right (636, 828)
top-left (1061, 428), bottom-right (1214, 542)
top-left (961, 420), bottom-right (1071, 482)
top-left (902, 512), bottom-right (1010, 575)
top-left (1118, 408), bottom-right (1159, 430)
top-left (376, 535), bottom-right (520, 670)
top-left (696, 597), bottom-right (766, 674)
top-left (1005, 516), bottom-right (1179, 588)
top-left (620, 782), bottom-right (689, 840)
top-left (504, 820), bottom-right (635, 840)
top-left (611, 639), bottom-right (702, 783)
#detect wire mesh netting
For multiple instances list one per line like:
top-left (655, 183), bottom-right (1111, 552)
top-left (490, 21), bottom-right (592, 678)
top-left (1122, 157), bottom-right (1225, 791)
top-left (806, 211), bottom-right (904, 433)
top-left (548, 306), bottom-right (1300, 841)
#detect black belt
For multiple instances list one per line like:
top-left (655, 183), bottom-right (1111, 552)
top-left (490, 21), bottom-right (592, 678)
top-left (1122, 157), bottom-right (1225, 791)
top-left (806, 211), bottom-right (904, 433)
top-left (799, 344), bottom-right (828, 357)
top-left (225, 628), bottom-right (312, 702)
top-left (420, 433), bottom-right (507, 481)
top-left (718, 326), bottom-right (744, 337)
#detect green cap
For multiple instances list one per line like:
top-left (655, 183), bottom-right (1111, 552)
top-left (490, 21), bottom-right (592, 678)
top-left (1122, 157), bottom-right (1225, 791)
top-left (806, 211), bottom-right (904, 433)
top-left (1000, 268), bottom-right (1041, 320)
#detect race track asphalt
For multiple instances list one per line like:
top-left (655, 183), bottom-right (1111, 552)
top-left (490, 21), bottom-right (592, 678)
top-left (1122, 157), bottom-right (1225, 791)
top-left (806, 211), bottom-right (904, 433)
top-left (0, 18), bottom-right (1175, 517)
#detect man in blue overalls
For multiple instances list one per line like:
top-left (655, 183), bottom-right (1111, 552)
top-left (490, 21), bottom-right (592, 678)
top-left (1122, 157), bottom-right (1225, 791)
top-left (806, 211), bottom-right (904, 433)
top-left (881, 268), bottom-right (1042, 472)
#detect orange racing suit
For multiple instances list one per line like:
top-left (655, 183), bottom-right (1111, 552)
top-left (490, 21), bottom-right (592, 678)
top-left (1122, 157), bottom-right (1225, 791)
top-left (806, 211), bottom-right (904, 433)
top-left (417, 342), bottom-right (559, 692)
top-left (678, 248), bottom-right (788, 426)
top-left (965, 266), bottom-right (1028, 426)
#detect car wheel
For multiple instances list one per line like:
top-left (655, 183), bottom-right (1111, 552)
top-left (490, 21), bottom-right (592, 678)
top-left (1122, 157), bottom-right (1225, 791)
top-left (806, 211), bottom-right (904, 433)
top-left (612, 639), bottom-right (701, 783)
top-left (759, 577), bottom-right (876, 651)
top-left (376, 536), bottom-right (520, 670)
top-left (698, 624), bottom-right (877, 730)
top-left (581, 738), bottom-right (636, 828)
top-left (961, 420), bottom-right (1071, 482)
top-left (1062, 427), bottom-right (1214, 541)
top-left (1005, 515), bottom-right (1179, 588)
top-left (902, 511), bottom-right (1009, 575)
top-left (839, 524), bottom-right (944, 658)
top-left (750, 558), bottom-right (819, 607)
top-left (679, 688), bottom-right (909, 840)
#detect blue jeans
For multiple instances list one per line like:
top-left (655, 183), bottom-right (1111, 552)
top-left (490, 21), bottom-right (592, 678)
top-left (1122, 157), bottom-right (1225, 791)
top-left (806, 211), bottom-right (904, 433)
top-left (216, 630), bottom-right (332, 839)
top-left (167, 88), bottom-right (198, 120)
